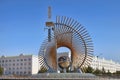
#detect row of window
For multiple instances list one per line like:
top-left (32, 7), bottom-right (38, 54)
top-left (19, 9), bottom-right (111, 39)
top-left (92, 64), bottom-right (116, 67)
top-left (0, 58), bottom-right (31, 63)
top-left (0, 62), bottom-right (31, 66)
top-left (8, 67), bottom-right (31, 70)
top-left (93, 60), bottom-right (116, 64)
top-left (5, 71), bottom-right (31, 75)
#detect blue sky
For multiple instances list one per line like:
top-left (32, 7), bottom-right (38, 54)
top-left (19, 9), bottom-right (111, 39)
top-left (0, 0), bottom-right (120, 62)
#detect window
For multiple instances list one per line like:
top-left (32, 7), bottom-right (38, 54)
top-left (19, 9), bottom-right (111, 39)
top-left (28, 63), bottom-right (31, 65)
top-left (20, 67), bottom-right (22, 69)
top-left (5, 71), bottom-right (7, 74)
top-left (13, 67), bottom-right (15, 70)
top-left (28, 67), bottom-right (31, 69)
top-left (9, 60), bottom-right (11, 62)
top-left (16, 71), bottom-right (19, 74)
top-left (20, 72), bottom-right (22, 74)
top-left (9, 72), bottom-right (11, 74)
top-left (13, 71), bottom-right (15, 74)
top-left (9, 68), bottom-right (11, 70)
top-left (17, 59), bottom-right (19, 61)
top-left (2, 60), bottom-right (4, 63)
top-left (13, 60), bottom-right (15, 62)
top-left (28, 58), bottom-right (31, 61)
top-left (21, 63), bottom-right (23, 66)
top-left (5, 60), bottom-right (8, 62)
top-left (24, 67), bottom-right (26, 69)
top-left (28, 71), bottom-right (31, 74)
top-left (24, 71), bottom-right (26, 74)
top-left (24, 59), bottom-right (27, 61)
top-left (21, 59), bottom-right (23, 61)
top-left (17, 67), bottom-right (19, 69)
top-left (13, 63), bottom-right (15, 66)
top-left (17, 63), bottom-right (19, 66)
top-left (24, 63), bottom-right (26, 65)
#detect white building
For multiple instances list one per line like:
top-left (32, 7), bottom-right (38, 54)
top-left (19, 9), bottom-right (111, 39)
top-left (56, 52), bottom-right (120, 73)
top-left (0, 54), bottom-right (39, 75)
top-left (1, 53), bottom-right (120, 74)
top-left (90, 56), bottom-right (120, 73)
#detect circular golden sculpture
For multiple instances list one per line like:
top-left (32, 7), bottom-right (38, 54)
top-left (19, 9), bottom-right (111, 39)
top-left (38, 16), bottom-right (93, 72)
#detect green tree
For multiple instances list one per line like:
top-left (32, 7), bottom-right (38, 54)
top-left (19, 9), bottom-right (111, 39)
top-left (107, 70), bottom-right (110, 73)
top-left (116, 71), bottom-right (120, 74)
top-left (114, 71), bottom-right (120, 76)
top-left (93, 68), bottom-right (101, 75)
top-left (85, 66), bottom-right (94, 73)
top-left (0, 66), bottom-right (3, 75)
top-left (102, 67), bottom-right (106, 74)
top-left (106, 70), bottom-right (111, 75)
top-left (38, 66), bottom-right (47, 73)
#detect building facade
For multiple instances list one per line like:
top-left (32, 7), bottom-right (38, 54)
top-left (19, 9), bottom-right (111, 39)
top-left (56, 52), bottom-right (120, 73)
top-left (1, 53), bottom-right (120, 75)
top-left (0, 54), bottom-right (39, 75)
top-left (90, 56), bottom-right (120, 73)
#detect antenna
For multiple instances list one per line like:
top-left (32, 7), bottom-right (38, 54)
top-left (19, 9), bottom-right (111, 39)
top-left (46, 6), bottom-right (54, 42)
top-left (48, 6), bottom-right (51, 20)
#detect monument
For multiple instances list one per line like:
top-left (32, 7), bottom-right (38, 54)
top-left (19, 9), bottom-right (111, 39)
top-left (37, 6), bottom-right (95, 79)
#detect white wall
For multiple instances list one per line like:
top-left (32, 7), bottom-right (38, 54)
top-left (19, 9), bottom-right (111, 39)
top-left (91, 56), bottom-right (120, 73)
top-left (32, 55), bottom-right (39, 74)
top-left (0, 54), bottom-right (39, 75)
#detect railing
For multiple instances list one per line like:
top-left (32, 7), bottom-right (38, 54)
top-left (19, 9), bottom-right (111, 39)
top-left (0, 73), bottom-right (120, 80)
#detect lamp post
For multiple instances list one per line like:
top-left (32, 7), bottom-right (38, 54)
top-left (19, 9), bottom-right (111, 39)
top-left (96, 53), bottom-right (102, 70)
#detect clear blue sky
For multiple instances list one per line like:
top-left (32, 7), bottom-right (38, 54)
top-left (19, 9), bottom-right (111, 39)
top-left (0, 0), bottom-right (120, 62)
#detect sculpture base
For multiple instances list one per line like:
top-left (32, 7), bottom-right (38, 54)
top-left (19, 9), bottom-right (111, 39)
top-left (32, 73), bottom-right (97, 79)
